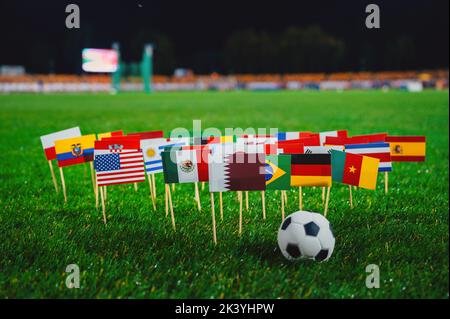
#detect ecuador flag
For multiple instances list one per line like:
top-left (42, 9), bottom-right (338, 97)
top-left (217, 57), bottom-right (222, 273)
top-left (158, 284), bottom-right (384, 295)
top-left (55, 134), bottom-right (96, 167)
top-left (291, 154), bottom-right (332, 187)
top-left (331, 150), bottom-right (379, 190)
top-left (265, 155), bottom-right (291, 190)
top-left (385, 136), bottom-right (426, 162)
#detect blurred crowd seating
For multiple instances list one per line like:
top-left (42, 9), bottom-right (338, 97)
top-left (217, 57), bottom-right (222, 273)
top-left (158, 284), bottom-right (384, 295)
top-left (0, 70), bottom-right (447, 92)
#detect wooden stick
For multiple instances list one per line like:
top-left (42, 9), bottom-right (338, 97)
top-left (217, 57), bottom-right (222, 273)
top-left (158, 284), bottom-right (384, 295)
top-left (201, 181), bottom-right (205, 191)
top-left (299, 187), bottom-right (303, 210)
top-left (322, 187), bottom-right (325, 203)
top-left (95, 183), bottom-right (99, 209)
top-left (194, 182), bottom-right (201, 211)
top-left (385, 171), bottom-right (388, 194)
top-left (165, 184), bottom-right (169, 217)
top-left (349, 185), bottom-right (353, 209)
top-left (219, 192), bottom-right (223, 220)
top-left (281, 190), bottom-right (285, 221)
top-left (59, 167), bottom-right (67, 203)
top-left (239, 191), bottom-right (243, 236)
top-left (104, 186), bottom-right (107, 200)
top-left (172, 183), bottom-right (175, 192)
top-left (89, 162), bottom-right (96, 194)
top-left (100, 186), bottom-right (107, 224)
top-left (283, 190), bottom-right (288, 205)
top-left (148, 176), bottom-right (156, 211)
top-left (151, 173), bottom-right (156, 199)
top-left (245, 191), bottom-right (249, 211)
top-left (324, 186), bottom-right (331, 217)
top-left (210, 192), bottom-right (217, 244)
top-left (167, 184), bottom-right (175, 231)
top-left (48, 160), bottom-right (59, 193)
top-left (134, 182), bottom-right (138, 192)
top-left (261, 191), bottom-right (266, 219)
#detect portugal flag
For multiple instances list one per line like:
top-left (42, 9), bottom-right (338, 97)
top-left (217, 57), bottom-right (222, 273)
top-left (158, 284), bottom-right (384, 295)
top-left (331, 150), bottom-right (379, 190)
top-left (291, 154), bottom-right (332, 187)
top-left (265, 155), bottom-right (291, 190)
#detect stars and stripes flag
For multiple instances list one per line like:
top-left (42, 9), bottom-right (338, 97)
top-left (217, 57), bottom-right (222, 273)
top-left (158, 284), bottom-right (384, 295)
top-left (94, 137), bottom-right (145, 186)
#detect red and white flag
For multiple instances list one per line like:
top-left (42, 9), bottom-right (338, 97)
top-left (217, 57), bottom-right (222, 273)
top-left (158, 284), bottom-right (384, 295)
top-left (40, 127), bottom-right (81, 160)
top-left (94, 137), bottom-right (145, 186)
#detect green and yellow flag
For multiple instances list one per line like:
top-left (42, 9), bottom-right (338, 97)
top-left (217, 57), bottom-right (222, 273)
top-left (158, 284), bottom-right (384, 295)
top-left (265, 155), bottom-right (291, 190)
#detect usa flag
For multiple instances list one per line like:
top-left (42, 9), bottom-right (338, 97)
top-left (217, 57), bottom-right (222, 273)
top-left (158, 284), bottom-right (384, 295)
top-left (94, 137), bottom-right (145, 186)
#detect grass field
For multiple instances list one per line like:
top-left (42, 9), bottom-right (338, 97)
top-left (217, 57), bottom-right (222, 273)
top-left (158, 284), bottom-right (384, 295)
top-left (0, 90), bottom-right (448, 298)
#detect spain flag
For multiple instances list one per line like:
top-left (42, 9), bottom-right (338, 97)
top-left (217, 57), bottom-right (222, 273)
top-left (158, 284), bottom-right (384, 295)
top-left (54, 134), bottom-right (96, 167)
top-left (385, 136), bottom-right (426, 162)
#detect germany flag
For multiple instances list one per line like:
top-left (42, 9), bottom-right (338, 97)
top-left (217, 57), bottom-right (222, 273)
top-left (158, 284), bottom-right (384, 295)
top-left (291, 154), bottom-right (332, 187)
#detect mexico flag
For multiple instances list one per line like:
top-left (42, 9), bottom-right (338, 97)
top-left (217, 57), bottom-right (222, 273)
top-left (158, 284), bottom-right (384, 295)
top-left (161, 148), bottom-right (209, 184)
top-left (331, 150), bottom-right (379, 190)
top-left (209, 151), bottom-right (266, 192)
top-left (385, 136), bottom-right (426, 162)
top-left (40, 127), bottom-right (81, 160)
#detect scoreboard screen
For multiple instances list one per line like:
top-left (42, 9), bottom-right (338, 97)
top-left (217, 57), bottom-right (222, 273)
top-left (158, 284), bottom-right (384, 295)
top-left (82, 48), bottom-right (118, 73)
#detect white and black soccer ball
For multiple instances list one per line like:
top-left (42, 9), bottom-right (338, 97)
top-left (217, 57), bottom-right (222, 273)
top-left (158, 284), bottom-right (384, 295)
top-left (277, 211), bottom-right (335, 262)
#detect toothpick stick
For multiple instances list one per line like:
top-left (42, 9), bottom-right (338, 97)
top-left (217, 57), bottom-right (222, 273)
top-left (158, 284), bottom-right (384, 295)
top-left (299, 187), bottom-right (303, 210)
top-left (134, 182), bottom-right (138, 192)
top-left (59, 167), bottom-right (67, 203)
top-left (385, 171), bottom-right (388, 194)
top-left (48, 160), bottom-right (58, 193)
top-left (261, 191), bottom-right (266, 220)
top-left (100, 186), bottom-right (107, 224)
top-left (210, 193), bottom-right (217, 244)
top-left (148, 176), bottom-right (156, 211)
top-left (194, 182), bottom-right (201, 211)
top-left (322, 187), bottom-right (325, 203)
top-left (151, 173), bottom-right (156, 199)
top-left (349, 185), bottom-right (353, 209)
top-left (283, 190), bottom-right (288, 204)
top-left (202, 181), bottom-right (205, 191)
top-left (245, 191), bottom-right (249, 211)
top-left (324, 186), bottom-right (331, 217)
top-left (104, 186), bottom-right (107, 200)
top-left (167, 183), bottom-right (175, 231)
top-left (239, 191), bottom-right (243, 236)
top-left (165, 184), bottom-right (169, 217)
top-left (89, 162), bottom-right (96, 194)
top-left (281, 190), bottom-right (285, 221)
top-left (95, 183), bottom-right (99, 209)
top-left (219, 192), bottom-right (223, 220)
top-left (172, 183), bottom-right (175, 192)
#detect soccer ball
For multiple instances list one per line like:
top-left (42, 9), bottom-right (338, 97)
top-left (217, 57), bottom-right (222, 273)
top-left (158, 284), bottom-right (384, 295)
top-left (277, 211), bottom-right (335, 262)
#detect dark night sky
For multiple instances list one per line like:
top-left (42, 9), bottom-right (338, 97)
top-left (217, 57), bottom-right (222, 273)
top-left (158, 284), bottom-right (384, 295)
top-left (0, 0), bottom-right (448, 74)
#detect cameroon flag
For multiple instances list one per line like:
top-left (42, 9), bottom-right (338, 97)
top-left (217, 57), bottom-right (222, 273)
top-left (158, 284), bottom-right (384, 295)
top-left (265, 155), bottom-right (291, 190)
top-left (331, 150), bottom-right (379, 190)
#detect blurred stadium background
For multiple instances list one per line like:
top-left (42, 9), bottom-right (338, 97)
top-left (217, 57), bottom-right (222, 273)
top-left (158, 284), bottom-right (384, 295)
top-left (0, 0), bottom-right (448, 94)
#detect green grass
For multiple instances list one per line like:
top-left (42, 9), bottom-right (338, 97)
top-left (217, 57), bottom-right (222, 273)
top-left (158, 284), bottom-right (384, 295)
top-left (0, 90), bottom-right (448, 298)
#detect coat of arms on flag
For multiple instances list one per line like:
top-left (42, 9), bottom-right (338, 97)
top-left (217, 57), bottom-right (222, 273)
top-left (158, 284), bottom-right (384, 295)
top-left (54, 134), bottom-right (96, 167)
top-left (161, 146), bottom-right (209, 184)
top-left (94, 137), bottom-right (145, 186)
top-left (385, 136), bottom-right (426, 162)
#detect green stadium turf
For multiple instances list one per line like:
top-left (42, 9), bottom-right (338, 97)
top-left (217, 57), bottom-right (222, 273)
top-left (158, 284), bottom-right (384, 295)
top-left (0, 90), bottom-right (448, 298)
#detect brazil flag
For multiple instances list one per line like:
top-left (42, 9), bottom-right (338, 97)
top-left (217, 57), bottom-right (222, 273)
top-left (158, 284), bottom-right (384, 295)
top-left (265, 155), bottom-right (291, 190)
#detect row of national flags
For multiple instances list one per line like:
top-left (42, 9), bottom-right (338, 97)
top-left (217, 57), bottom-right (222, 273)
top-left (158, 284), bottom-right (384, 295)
top-left (40, 127), bottom-right (427, 191)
